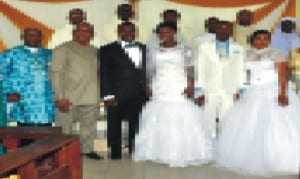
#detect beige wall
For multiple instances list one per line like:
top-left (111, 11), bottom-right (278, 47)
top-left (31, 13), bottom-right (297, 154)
top-left (137, 0), bottom-right (273, 44)
top-left (4, 0), bottom-right (126, 30)
top-left (2, 0), bottom-right (126, 48)
top-left (0, 0), bottom-right (298, 48)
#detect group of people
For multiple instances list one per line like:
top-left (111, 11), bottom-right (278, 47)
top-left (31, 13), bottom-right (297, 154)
top-left (0, 3), bottom-right (299, 177)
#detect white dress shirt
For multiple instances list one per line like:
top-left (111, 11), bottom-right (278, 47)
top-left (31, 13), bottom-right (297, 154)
top-left (121, 40), bottom-right (142, 68)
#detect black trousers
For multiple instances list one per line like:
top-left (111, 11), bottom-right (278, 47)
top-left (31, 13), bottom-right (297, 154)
top-left (107, 95), bottom-right (143, 158)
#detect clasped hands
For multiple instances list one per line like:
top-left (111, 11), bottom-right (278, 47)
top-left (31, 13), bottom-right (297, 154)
top-left (7, 93), bottom-right (21, 102)
top-left (55, 99), bottom-right (72, 113)
top-left (104, 98), bottom-right (118, 106)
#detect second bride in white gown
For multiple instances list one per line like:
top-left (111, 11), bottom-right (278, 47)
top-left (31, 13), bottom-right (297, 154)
top-left (216, 30), bottom-right (300, 176)
top-left (134, 22), bottom-right (213, 167)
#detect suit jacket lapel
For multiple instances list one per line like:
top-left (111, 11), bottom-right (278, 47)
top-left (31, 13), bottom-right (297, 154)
top-left (113, 42), bottom-right (136, 68)
top-left (206, 42), bottom-right (219, 62)
top-left (139, 44), bottom-right (146, 70)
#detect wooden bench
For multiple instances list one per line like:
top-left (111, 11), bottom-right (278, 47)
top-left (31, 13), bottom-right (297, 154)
top-left (0, 127), bottom-right (62, 150)
top-left (0, 127), bottom-right (81, 179)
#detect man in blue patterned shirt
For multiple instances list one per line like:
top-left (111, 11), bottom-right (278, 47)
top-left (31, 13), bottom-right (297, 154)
top-left (0, 28), bottom-right (54, 126)
top-left (0, 73), bottom-right (5, 127)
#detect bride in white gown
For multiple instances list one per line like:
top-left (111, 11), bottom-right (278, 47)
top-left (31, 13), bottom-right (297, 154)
top-left (134, 22), bottom-right (213, 167)
top-left (216, 30), bottom-right (300, 176)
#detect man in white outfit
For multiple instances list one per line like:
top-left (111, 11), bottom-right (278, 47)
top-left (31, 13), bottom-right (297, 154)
top-left (194, 17), bottom-right (219, 46)
top-left (196, 21), bottom-right (245, 138)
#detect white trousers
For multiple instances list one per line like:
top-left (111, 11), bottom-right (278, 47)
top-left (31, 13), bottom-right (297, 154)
top-left (204, 92), bottom-right (234, 138)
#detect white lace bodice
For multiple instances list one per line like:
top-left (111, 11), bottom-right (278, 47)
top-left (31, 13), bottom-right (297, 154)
top-left (245, 59), bottom-right (277, 86)
top-left (151, 46), bottom-right (191, 101)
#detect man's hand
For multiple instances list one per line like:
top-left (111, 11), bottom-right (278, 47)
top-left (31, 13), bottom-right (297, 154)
top-left (196, 95), bottom-right (205, 106)
top-left (233, 93), bottom-right (240, 101)
top-left (55, 99), bottom-right (72, 113)
top-left (105, 98), bottom-right (118, 106)
top-left (287, 66), bottom-right (296, 76)
top-left (146, 85), bottom-right (152, 97)
top-left (278, 94), bottom-right (288, 106)
top-left (184, 86), bottom-right (194, 98)
top-left (7, 93), bottom-right (21, 102)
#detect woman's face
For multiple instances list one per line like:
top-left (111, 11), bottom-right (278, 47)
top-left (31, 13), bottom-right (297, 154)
top-left (159, 27), bottom-right (175, 43)
top-left (281, 20), bottom-right (295, 33)
top-left (252, 33), bottom-right (270, 50)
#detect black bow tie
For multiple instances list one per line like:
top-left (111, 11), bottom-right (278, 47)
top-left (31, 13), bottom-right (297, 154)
top-left (124, 42), bottom-right (138, 48)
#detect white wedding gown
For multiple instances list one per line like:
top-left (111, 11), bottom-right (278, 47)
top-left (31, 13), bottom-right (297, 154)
top-left (134, 45), bottom-right (213, 167)
top-left (217, 58), bottom-right (300, 176)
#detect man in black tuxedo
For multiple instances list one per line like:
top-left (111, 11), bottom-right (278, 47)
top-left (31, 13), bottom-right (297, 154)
top-left (99, 22), bottom-right (146, 159)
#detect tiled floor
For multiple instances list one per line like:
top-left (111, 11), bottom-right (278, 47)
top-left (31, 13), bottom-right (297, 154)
top-left (82, 153), bottom-right (298, 179)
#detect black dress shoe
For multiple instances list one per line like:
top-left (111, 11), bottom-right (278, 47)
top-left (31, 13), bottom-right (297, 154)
top-left (110, 154), bottom-right (122, 160)
top-left (84, 152), bottom-right (104, 160)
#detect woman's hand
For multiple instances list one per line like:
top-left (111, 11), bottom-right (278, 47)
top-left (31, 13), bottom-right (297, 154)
top-left (277, 61), bottom-right (288, 107)
top-left (278, 94), bottom-right (289, 106)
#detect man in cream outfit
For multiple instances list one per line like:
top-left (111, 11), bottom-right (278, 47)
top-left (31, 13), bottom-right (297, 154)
top-left (51, 22), bottom-right (102, 159)
top-left (196, 21), bottom-right (245, 138)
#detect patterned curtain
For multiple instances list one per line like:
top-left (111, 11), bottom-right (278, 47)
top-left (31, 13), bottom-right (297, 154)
top-left (166, 0), bottom-right (272, 7)
top-left (0, 39), bottom-right (6, 53)
top-left (22, 0), bottom-right (86, 2)
top-left (0, 0), bottom-right (296, 52)
top-left (0, 1), bottom-right (53, 48)
top-left (167, 0), bottom-right (296, 31)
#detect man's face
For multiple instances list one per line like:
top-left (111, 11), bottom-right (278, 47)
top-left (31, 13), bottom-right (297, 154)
top-left (216, 23), bottom-right (231, 41)
top-left (252, 33), bottom-right (270, 50)
top-left (163, 12), bottom-right (178, 23)
top-left (119, 25), bottom-right (135, 42)
top-left (281, 20), bottom-right (295, 33)
top-left (117, 4), bottom-right (132, 21)
top-left (73, 24), bottom-right (93, 45)
top-left (237, 10), bottom-right (252, 26)
top-left (23, 29), bottom-right (42, 47)
top-left (69, 9), bottom-right (85, 25)
top-left (206, 18), bottom-right (219, 33)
